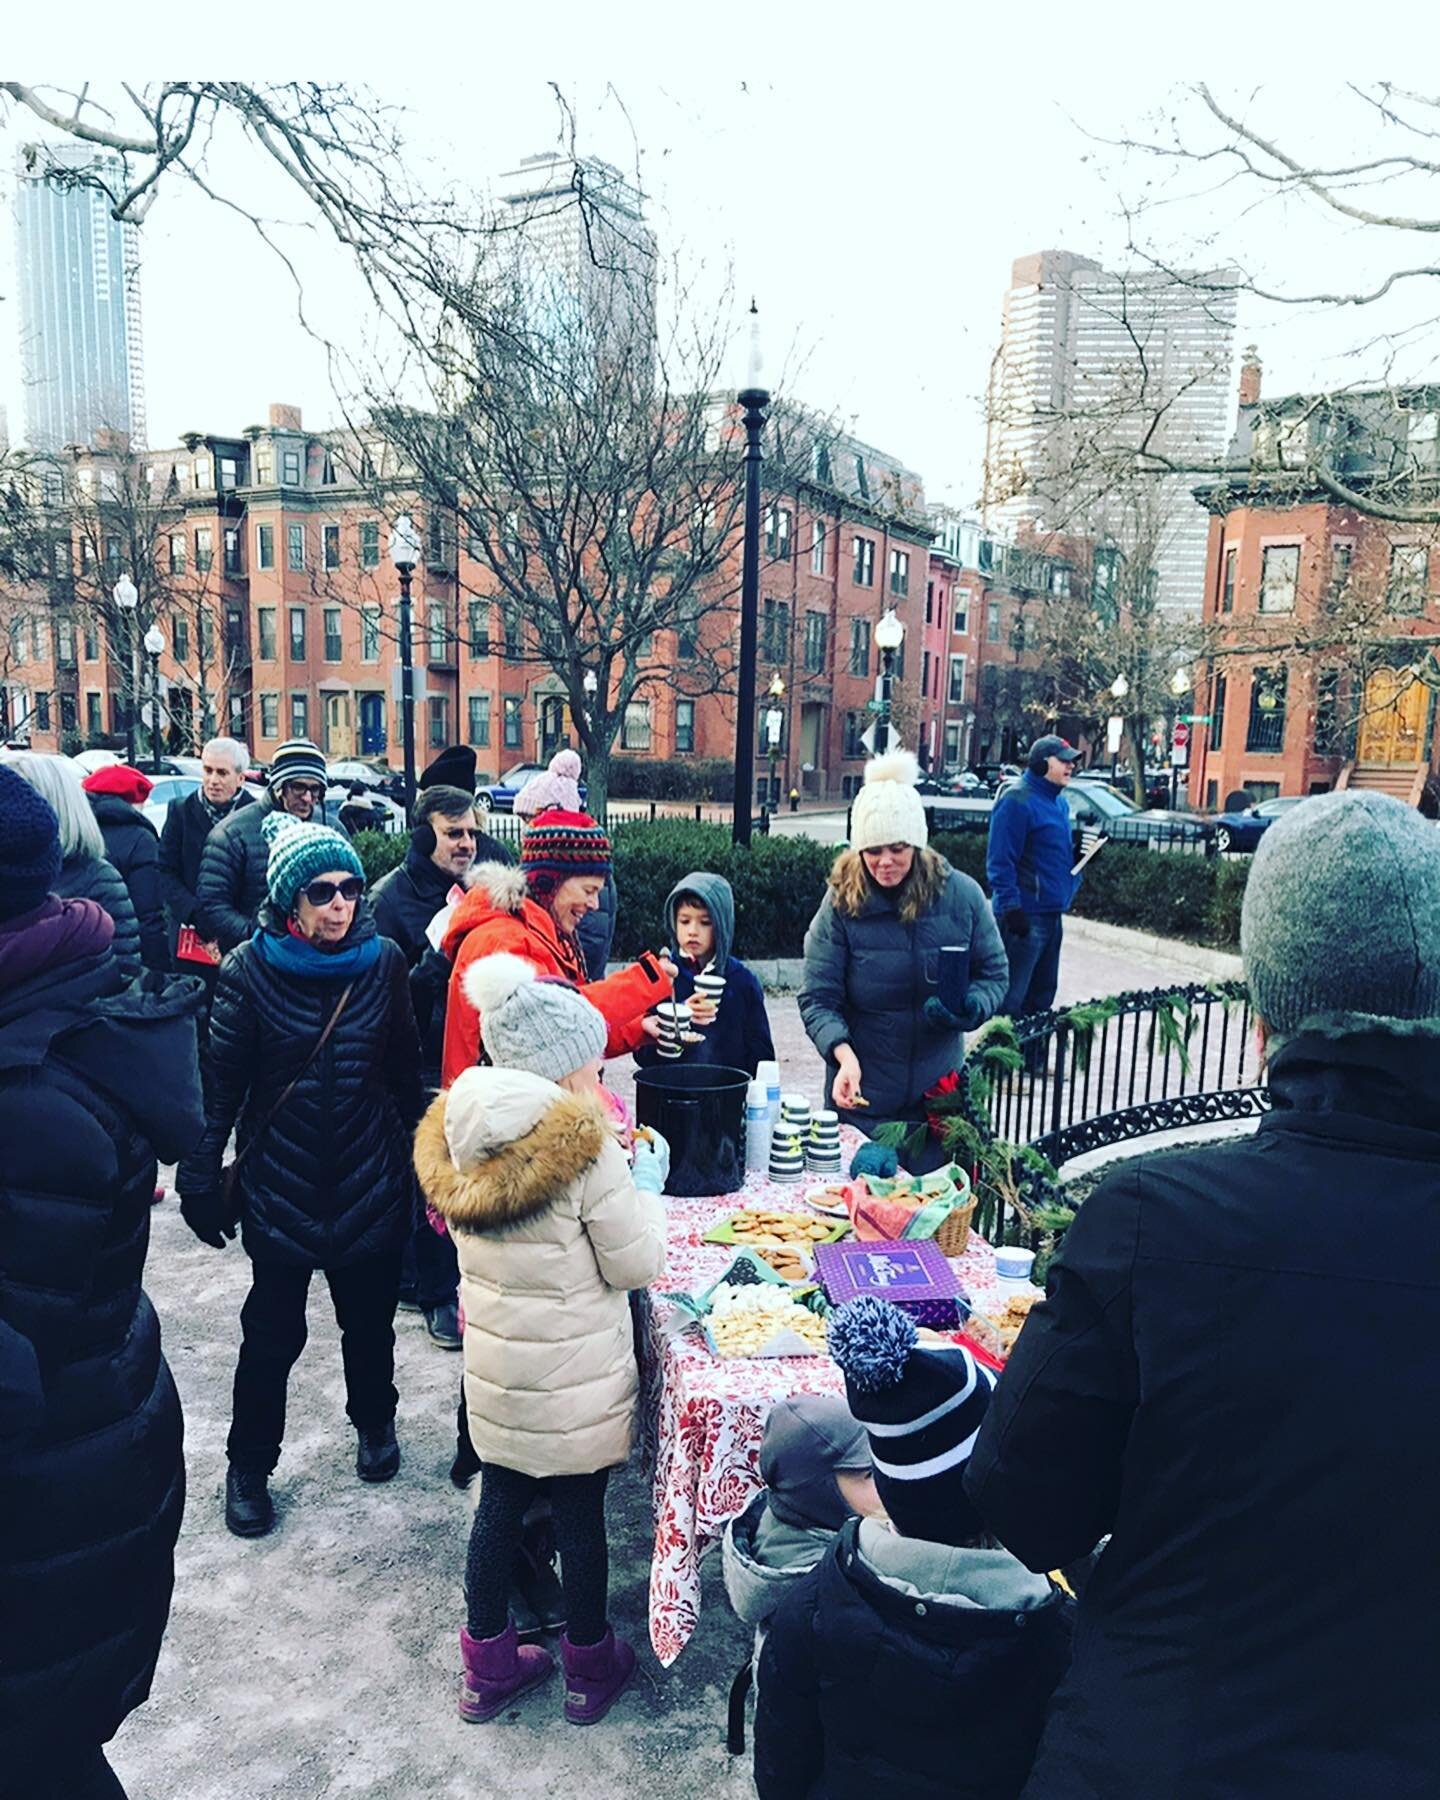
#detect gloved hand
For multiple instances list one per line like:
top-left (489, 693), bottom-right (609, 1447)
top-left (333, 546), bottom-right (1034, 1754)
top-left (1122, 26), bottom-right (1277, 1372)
top-left (923, 994), bottom-right (988, 1033)
top-left (1002, 908), bottom-right (1031, 939)
top-left (849, 1142), bottom-right (899, 1181)
top-left (632, 1129), bottom-right (671, 1195)
top-left (180, 1188), bottom-right (238, 1250)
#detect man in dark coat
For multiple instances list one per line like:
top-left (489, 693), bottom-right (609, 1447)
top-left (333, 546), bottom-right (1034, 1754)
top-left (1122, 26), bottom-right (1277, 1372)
top-left (370, 762), bottom-right (511, 1348)
top-left (0, 766), bottom-right (205, 1799)
top-left (177, 813), bottom-right (423, 1538)
top-left (157, 735), bottom-right (253, 959)
top-left (194, 737), bottom-right (339, 953)
top-left (81, 763), bottom-right (170, 971)
top-left (967, 790), bottom-right (1440, 1800)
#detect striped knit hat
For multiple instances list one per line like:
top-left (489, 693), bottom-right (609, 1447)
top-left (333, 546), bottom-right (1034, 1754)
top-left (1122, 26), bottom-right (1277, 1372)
top-left (520, 806), bottom-right (611, 900)
top-left (827, 1295), bottom-right (996, 1545)
top-left (267, 738), bottom-right (327, 794)
top-left (262, 812), bottom-right (364, 912)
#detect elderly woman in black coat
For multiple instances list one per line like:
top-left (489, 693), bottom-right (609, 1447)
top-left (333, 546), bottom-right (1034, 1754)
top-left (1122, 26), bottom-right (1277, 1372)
top-left (0, 766), bottom-right (205, 1800)
top-left (177, 813), bottom-right (423, 1539)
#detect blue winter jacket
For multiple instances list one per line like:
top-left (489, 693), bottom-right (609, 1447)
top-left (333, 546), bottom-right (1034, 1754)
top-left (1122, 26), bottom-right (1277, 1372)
top-left (634, 870), bottom-right (776, 1077)
top-left (986, 772), bottom-right (1080, 917)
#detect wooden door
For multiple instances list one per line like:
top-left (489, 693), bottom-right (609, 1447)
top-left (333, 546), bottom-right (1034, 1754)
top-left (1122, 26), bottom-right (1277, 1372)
top-left (1357, 667), bottom-right (1429, 765)
top-left (324, 692), bottom-right (355, 759)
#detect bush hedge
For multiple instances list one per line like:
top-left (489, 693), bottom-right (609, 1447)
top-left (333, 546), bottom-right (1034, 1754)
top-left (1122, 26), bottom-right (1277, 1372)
top-left (608, 757), bottom-right (735, 802)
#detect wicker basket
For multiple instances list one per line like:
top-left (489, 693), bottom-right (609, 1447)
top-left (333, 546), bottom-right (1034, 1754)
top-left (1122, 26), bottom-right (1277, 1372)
top-left (934, 1195), bottom-right (977, 1258)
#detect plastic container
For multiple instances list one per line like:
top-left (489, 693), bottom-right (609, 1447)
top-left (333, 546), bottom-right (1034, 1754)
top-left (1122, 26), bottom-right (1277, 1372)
top-left (757, 1058), bottom-right (782, 1125)
top-left (635, 1062), bottom-right (752, 1197)
top-left (994, 1245), bottom-right (1037, 1285)
top-left (745, 1080), bottom-right (772, 1174)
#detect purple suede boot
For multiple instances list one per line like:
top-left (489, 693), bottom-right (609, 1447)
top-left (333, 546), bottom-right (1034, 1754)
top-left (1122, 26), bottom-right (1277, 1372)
top-left (560, 1628), bottom-right (636, 1725)
top-left (457, 1620), bottom-right (554, 1723)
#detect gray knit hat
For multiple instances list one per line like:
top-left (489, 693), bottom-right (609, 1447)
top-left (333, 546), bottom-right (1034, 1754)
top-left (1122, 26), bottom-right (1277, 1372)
top-left (1241, 790), bottom-right (1440, 1037)
top-left (461, 951), bottom-right (607, 1081)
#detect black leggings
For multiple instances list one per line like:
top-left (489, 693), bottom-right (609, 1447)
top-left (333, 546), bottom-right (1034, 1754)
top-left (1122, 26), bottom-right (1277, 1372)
top-left (466, 1464), bottom-right (610, 1646)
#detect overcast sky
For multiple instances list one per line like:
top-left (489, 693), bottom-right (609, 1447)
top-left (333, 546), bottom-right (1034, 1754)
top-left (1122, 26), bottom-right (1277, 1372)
top-left (4, 5), bottom-right (1437, 506)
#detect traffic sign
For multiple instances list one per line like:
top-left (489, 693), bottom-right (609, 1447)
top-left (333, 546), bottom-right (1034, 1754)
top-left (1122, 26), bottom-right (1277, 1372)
top-left (859, 721), bottom-right (899, 757)
top-left (864, 699), bottom-right (887, 714)
top-left (1179, 714), bottom-right (1211, 725)
top-left (1172, 721), bottom-right (1190, 750)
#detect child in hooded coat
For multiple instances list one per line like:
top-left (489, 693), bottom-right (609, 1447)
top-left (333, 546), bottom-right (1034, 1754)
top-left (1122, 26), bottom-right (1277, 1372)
top-left (415, 951), bottom-right (669, 1728)
top-left (633, 870), bottom-right (775, 1076)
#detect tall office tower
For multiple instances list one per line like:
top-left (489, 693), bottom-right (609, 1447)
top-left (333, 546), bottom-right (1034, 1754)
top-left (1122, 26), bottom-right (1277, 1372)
top-left (496, 152), bottom-right (657, 365)
top-left (984, 250), bottom-right (1237, 613)
top-left (14, 142), bottom-right (147, 451)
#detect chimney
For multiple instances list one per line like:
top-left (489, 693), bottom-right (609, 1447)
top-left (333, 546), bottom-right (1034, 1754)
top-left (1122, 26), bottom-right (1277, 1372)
top-left (268, 403), bottom-right (303, 431)
top-left (1238, 345), bottom-right (1262, 407)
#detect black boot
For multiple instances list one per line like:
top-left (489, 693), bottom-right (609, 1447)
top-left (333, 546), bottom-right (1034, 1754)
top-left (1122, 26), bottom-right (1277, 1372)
top-left (423, 1301), bottom-right (463, 1349)
top-left (357, 1420), bottom-right (400, 1482)
top-left (225, 1465), bottom-right (274, 1537)
top-left (450, 1388), bottom-right (481, 1490)
top-left (517, 1536), bottom-right (566, 1636)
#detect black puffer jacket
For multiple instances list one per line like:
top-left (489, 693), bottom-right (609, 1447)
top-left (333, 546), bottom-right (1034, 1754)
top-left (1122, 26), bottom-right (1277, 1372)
top-left (158, 786), bottom-right (253, 946)
top-left (755, 1517), bottom-right (1071, 1800)
top-left (192, 791), bottom-right (280, 953)
top-left (178, 906), bottom-right (424, 1267)
top-left (89, 793), bottom-right (169, 970)
top-left (0, 912), bottom-right (204, 1760)
top-left (51, 851), bottom-right (141, 977)
top-left (968, 1030), bottom-right (1440, 1799)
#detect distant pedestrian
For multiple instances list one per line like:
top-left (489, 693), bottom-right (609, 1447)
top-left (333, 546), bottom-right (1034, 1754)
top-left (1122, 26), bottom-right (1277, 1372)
top-left (0, 749), bottom-right (143, 976)
top-left (0, 765), bottom-right (205, 1800)
top-left (800, 752), bottom-right (1008, 1174)
top-left (157, 735), bottom-right (254, 965)
top-left (194, 737), bottom-right (340, 953)
top-left (82, 763), bottom-right (169, 971)
top-left (968, 791), bottom-right (1440, 1797)
top-left (514, 749), bottom-right (616, 980)
top-left (177, 814), bottom-right (423, 1538)
top-left (985, 735), bottom-right (1085, 1032)
top-left (415, 951), bottom-right (667, 1725)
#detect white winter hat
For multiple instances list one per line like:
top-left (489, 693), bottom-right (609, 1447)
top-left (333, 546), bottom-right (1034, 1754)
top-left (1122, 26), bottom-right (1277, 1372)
top-left (849, 751), bottom-right (929, 853)
top-left (461, 950), bottom-right (607, 1082)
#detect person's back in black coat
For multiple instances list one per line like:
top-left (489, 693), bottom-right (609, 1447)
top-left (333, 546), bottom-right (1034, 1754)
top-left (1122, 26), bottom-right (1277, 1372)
top-left (968, 1030), bottom-right (1440, 1799)
top-left (755, 1516), bottom-right (1071, 1800)
top-left (52, 850), bottom-right (142, 977)
top-left (89, 792), bottom-right (169, 970)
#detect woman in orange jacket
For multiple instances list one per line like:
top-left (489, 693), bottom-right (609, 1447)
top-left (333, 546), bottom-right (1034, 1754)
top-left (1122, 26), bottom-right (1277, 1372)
top-left (441, 809), bottom-right (673, 1088)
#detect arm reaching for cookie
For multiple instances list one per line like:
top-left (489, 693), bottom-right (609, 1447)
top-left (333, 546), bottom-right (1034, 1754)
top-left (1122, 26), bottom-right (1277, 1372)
top-left (832, 1044), bottom-right (863, 1110)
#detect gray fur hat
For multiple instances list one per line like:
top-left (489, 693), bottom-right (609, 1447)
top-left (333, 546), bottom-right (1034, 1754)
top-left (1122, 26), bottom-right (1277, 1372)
top-left (1241, 790), bottom-right (1440, 1037)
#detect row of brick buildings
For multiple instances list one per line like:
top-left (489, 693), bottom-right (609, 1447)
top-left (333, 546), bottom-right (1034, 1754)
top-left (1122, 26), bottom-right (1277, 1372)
top-left (0, 403), bottom-right (1064, 800)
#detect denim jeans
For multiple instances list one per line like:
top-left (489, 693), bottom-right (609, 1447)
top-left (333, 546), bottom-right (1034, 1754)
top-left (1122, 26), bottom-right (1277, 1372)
top-left (998, 910), bottom-right (1065, 1021)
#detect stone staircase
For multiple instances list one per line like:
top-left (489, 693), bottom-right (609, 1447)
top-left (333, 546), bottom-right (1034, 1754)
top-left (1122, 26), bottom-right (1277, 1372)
top-left (1337, 762), bottom-right (1427, 802)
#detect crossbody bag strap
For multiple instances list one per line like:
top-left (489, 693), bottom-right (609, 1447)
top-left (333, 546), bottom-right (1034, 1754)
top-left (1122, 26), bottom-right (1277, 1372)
top-left (226, 981), bottom-right (356, 1179)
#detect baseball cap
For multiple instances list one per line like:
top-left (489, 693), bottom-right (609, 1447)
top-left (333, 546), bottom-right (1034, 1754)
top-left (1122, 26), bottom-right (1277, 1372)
top-left (1028, 734), bottom-right (1082, 765)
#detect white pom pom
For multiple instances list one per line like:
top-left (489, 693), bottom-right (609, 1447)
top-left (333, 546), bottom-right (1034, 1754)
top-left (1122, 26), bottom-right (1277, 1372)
top-left (549, 748), bottom-right (582, 780)
top-left (462, 951), bottom-right (538, 1017)
top-left (864, 750), bottom-right (920, 788)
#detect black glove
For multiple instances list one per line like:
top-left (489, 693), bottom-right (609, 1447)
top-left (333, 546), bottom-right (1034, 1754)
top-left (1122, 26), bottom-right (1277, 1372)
top-left (180, 1189), bottom-right (238, 1250)
top-left (1002, 908), bottom-right (1031, 939)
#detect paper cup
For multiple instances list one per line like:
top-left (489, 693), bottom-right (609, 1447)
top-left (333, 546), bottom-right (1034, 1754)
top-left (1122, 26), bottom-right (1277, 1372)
top-left (657, 1001), bottom-right (691, 1032)
top-left (994, 1246), bottom-right (1037, 1284)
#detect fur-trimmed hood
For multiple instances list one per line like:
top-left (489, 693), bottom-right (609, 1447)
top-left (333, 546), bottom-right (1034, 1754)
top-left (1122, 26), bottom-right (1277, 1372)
top-left (440, 861), bottom-right (531, 963)
top-left (414, 1068), bottom-right (611, 1230)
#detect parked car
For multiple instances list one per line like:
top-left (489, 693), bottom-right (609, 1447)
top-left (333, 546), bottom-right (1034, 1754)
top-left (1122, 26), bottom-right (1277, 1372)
top-left (141, 774), bottom-right (201, 836)
top-left (478, 761), bottom-right (588, 814)
top-left (1064, 779), bottom-right (1213, 851)
top-left (1210, 793), bottom-right (1307, 855)
top-left (327, 758), bottom-right (406, 801)
top-left (70, 748), bottom-right (123, 776)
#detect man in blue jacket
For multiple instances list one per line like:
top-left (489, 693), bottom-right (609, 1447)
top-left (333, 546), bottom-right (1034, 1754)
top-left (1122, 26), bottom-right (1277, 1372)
top-left (985, 734), bottom-right (1082, 1023)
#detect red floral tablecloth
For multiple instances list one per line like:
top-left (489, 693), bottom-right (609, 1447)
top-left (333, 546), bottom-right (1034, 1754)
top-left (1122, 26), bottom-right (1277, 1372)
top-left (638, 1131), bottom-right (1014, 1665)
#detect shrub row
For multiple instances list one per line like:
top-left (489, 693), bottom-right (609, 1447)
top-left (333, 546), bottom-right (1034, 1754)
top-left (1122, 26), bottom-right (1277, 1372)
top-left (608, 757), bottom-right (735, 802)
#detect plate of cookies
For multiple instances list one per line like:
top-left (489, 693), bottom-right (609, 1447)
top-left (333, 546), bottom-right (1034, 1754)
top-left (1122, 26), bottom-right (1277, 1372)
top-left (704, 1208), bottom-right (849, 1249)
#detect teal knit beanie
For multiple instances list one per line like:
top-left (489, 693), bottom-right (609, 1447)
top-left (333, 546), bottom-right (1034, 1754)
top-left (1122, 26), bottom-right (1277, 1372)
top-left (1241, 790), bottom-right (1440, 1037)
top-left (262, 813), bottom-right (364, 913)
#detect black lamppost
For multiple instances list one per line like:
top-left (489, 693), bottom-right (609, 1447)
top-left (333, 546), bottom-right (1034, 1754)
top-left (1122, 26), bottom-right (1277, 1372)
top-left (875, 608), bottom-right (905, 746)
top-left (733, 303), bottom-right (770, 847)
top-left (390, 514), bottom-right (421, 823)
top-left (143, 624), bottom-right (165, 772)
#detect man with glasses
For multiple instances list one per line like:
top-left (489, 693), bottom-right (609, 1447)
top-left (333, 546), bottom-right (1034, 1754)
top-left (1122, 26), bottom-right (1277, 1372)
top-left (195, 739), bottom-right (343, 955)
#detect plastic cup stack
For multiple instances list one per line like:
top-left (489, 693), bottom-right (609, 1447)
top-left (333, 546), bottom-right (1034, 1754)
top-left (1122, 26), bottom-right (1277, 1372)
top-left (806, 1108), bottom-right (843, 1174)
top-left (757, 1060), bottom-right (781, 1124)
top-left (768, 1126), bottom-right (806, 1184)
top-left (656, 999), bottom-right (690, 1060)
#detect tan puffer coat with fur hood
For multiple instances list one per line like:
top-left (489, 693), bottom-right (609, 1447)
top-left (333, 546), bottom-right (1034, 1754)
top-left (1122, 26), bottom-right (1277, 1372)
top-left (414, 1065), bottom-right (665, 1478)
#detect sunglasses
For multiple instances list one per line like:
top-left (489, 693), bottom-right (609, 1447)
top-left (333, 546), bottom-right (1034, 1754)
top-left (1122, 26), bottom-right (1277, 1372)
top-left (302, 877), bottom-right (364, 907)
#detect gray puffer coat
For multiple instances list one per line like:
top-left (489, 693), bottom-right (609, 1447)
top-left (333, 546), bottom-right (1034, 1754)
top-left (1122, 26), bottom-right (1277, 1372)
top-left (798, 861), bottom-right (1008, 1119)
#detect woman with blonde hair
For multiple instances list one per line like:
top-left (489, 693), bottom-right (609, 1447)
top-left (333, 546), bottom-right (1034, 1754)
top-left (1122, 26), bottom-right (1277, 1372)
top-left (799, 753), bottom-right (1008, 1173)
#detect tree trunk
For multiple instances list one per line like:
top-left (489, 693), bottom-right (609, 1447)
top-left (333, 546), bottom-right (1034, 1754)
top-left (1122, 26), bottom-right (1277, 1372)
top-left (1127, 714), bottom-right (1149, 807)
top-left (585, 736), bottom-right (612, 824)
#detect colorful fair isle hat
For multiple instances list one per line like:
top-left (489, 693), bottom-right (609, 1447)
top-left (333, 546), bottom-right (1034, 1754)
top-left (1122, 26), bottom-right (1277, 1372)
top-left (520, 806), bottom-right (612, 899)
top-left (262, 812), bottom-right (364, 912)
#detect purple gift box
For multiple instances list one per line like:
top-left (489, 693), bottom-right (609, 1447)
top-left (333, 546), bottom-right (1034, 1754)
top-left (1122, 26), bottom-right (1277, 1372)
top-left (813, 1238), bottom-right (968, 1330)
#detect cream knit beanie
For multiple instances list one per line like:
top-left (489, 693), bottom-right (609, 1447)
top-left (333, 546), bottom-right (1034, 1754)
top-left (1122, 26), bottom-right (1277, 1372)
top-left (849, 751), bottom-right (929, 853)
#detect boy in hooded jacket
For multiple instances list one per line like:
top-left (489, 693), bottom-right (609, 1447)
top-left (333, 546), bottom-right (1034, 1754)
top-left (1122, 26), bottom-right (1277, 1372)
top-left (634, 870), bottom-right (775, 1076)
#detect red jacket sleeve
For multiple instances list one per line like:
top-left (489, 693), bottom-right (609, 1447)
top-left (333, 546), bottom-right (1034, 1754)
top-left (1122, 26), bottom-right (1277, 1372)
top-left (442, 913), bottom-right (538, 1087)
top-left (583, 953), bottom-right (672, 1056)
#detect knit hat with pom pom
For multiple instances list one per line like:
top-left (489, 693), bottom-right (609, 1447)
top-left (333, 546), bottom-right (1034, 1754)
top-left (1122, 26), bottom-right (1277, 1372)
top-left (848, 750), bottom-right (929, 854)
top-left (827, 1294), bottom-right (996, 1545)
top-left (514, 748), bottom-right (584, 819)
top-left (461, 949), bottom-right (607, 1083)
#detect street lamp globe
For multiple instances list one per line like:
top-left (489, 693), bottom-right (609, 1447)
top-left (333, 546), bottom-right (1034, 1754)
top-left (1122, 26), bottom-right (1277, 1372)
top-left (768, 672), bottom-right (786, 698)
top-left (143, 625), bottom-right (165, 658)
top-left (1111, 671), bottom-right (1130, 701)
top-left (389, 514), bottom-right (421, 570)
top-left (113, 574), bottom-right (138, 611)
top-left (1170, 665), bottom-right (1191, 697)
top-left (582, 669), bottom-right (599, 698)
top-left (875, 609), bottom-right (905, 652)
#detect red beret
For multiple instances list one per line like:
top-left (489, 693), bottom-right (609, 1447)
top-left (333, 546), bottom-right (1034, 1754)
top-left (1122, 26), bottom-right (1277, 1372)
top-left (81, 764), bottom-right (154, 804)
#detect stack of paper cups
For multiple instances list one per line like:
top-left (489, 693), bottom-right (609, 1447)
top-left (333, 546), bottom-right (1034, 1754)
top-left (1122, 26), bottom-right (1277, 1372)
top-left (780, 1095), bottom-right (811, 1139)
top-left (655, 999), bottom-right (689, 1060)
top-left (806, 1108), bottom-right (843, 1174)
top-left (692, 967), bottom-right (726, 1026)
top-left (767, 1126), bottom-right (806, 1184)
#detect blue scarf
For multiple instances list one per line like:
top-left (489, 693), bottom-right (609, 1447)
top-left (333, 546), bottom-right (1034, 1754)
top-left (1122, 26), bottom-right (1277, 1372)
top-left (251, 924), bottom-right (382, 981)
